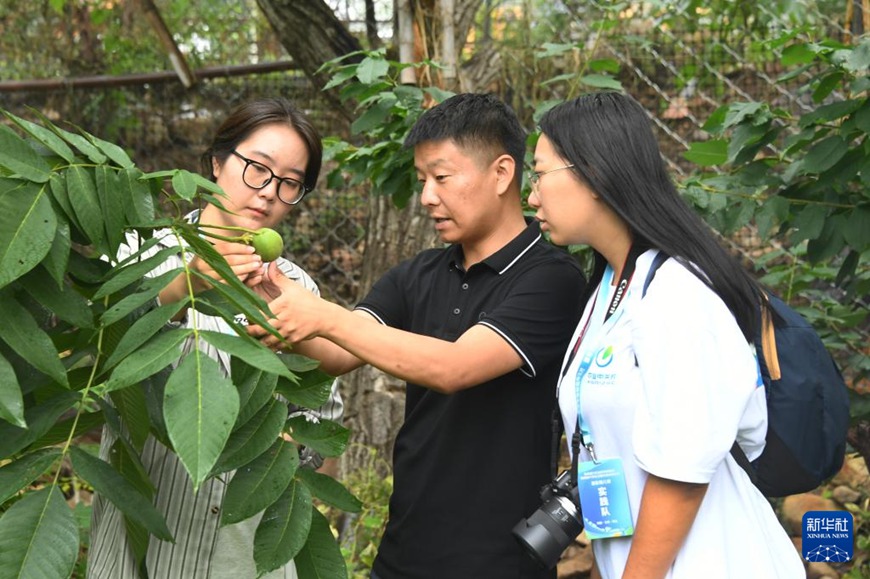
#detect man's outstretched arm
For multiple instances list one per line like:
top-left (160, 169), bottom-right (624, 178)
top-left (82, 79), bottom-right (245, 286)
top-left (247, 263), bottom-right (523, 392)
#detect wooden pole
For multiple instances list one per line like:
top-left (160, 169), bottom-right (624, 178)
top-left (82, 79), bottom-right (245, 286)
top-left (136, 0), bottom-right (197, 88)
top-left (0, 61), bottom-right (299, 93)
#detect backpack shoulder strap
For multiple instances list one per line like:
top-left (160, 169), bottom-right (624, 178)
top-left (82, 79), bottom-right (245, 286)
top-left (639, 251), bottom-right (762, 487)
top-left (642, 251), bottom-right (670, 297)
top-left (759, 293), bottom-right (781, 381)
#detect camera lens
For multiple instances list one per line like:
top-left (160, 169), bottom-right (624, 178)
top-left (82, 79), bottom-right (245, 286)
top-left (512, 493), bottom-right (583, 569)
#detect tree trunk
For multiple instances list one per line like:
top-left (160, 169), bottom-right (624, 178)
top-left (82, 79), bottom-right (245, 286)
top-left (255, 0), bottom-right (363, 121)
top-left (339, 193), bottom-right (439, 477)
top-left (365, 0), bottom-right (381, 49)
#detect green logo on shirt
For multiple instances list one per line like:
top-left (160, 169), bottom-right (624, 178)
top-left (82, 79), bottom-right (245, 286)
top-left (595, 345), bottom-right (614, 368)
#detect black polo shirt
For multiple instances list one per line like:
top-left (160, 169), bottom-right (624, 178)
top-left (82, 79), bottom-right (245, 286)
top-left (358, 221), bottom-right (586, 579)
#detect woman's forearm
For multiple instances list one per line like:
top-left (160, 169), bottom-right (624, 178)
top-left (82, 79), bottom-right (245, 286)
top-left (621, 474), bottom-right (707, 579)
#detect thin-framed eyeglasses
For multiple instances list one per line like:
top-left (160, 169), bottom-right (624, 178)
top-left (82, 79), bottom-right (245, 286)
top-left (528, 164), bottom-right (575, 194)
top-left (231, 150), bottom-right (310, 205)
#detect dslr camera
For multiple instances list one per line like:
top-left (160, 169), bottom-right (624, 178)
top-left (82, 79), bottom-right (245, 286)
top-left (512, 470), bottom-right (583, 569)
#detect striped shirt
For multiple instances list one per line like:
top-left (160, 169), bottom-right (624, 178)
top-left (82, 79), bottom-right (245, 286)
top-left (88, 215), bottom-right (343, 579)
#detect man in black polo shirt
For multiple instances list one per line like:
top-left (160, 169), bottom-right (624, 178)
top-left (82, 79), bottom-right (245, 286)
top-left (249, 93), bottom-right (586, 578)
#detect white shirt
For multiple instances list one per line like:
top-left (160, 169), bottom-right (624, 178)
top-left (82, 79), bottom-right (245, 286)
top-left (558, 250), bottom-right (803, 579)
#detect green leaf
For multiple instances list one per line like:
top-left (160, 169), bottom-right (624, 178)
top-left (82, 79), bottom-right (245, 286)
top-left (842, 207), bottom-right (870, 251)
top-left (104, 297), bottom-right (189, 370)
top-left (293, 508), bottom-right (347, 579)
top-left (0, 292), bottom-right (68, 387)
top-left (122, 518), bottom-right (151, 574)
top-left (110, 386), bottom-right (152, 452)
top-left (351, 94), bottom-right (398, 135)
top-left (852, 76), bottom-right (870, 94)
top-left (190, 173), bottom-right (226, 196)
top-left (781, 42), bottom-right (816, 66)
top-left (578, 74), bottom-right (623, 90)
top-left (20, 266), bottom-right (94, 329)
top-left (322, 65), bottom-right (358, 91)
top-left (812, 71), bottom-right (845, 103)
top-left (278, 353), bottom-right (321, 374)
top-left (286, 416), bottom-right (349, 458)
top-left (701, 105), bottom-right (729, 134)
top-left (721, 197), bottom-right (756, 234)
top-left (95, 165), bottom-right (127, 256)
top-left (253, 479), bottom-right (313, 576)
top-left (199, 331), bottom-right (293, 380)
top-left (0, 487), bottom-right (78, 578)
top-left (42, 218), bottom-right (71, 288)
top-left (171, 170), bottom-right (199, 200)
top-left (105, 328), bottom-right (192, 393)
top-left (191, 274), bottom-right (276, 336)
top-left (539, 73), bottom-right (577, 87)
top-left (846, 38), bottom-right (870, 73)
top-left (0, 353), bottom-right (25, 428)
top-left (536, 42), bottom-right (576, 58)
top-left (95, 245), bottom-right (180, 299)
top-left (589, 58), bottom-right (620, 73)
top-left (0, 448), bottom-right (61, 504)
top-left (836, 250), bottom-right (860, 286)
top-left (0, 179), bottom-right (56, 290)
top-left (29, 410), bottom-right (104, 450)
top-left (180, 230), bottom-right (269, 316)
top-left (49, 127), bottom-right (105, 167)
top-left (807, 214), bottom-right (846, 263)
top-left (164, 351), bottom-right (239, 491)
top-left (48, 172), bottom-right (81, 231)
top-left (66, 165), bottom-right (105, 248)
top-left (109, 437), bottom-right (156, 500)
top-left (799, 100), bottom-right (864, 128)
top-left (727, 122), bottom-right (768, 165)
top-left (802, 136), bottom-right (849, 173)
top-left (0, 393), bottom-right (77, 459)
top-left (755, 196), bottom-right (790, 239)
top-left (233, 359), bottom-right (279, 428)
top-left (118, 167), bottom-right (155, 225)
top-left (215, 398), bottom-right (286, 475)
top-left (722, 102), bottom-right (765, 129)
top-left (855, 102), bottom-right (870, 134)
top-left (296, 468), bottom-right (362, 513)
top-left (100, 268), bottom-right (182, 326)
top-left (683, 140), bottom-right (727, 167)
top-left (0, 125), bottom-right (52, 183)
top-left (221, 438), bottom-right (298, 526)
top-left (355, 56), bottom-right (390, 84)
top-left (2, 111), bottom-right (76, 164)
top-left (791, 204), bottom-right (828, 244)
top-left (276, 369), bottom-right (334, 410)
top-left (85, 132), bottom-right (134, 168)
top-left (69, 446), bottom-right (173, 541)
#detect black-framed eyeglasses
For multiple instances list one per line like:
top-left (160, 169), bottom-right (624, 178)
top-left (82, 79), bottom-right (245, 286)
top-left (528, 164), bottom-right (575, 194)
top-left (231, 150), bottom-right (310, 205)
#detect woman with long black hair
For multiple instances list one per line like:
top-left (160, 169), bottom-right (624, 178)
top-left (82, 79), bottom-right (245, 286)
top-left (528, 91), bottom-right (803, 578)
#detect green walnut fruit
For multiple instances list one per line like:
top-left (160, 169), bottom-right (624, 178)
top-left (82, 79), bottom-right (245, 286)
top-left (251, 227), bottom-right (284, 261)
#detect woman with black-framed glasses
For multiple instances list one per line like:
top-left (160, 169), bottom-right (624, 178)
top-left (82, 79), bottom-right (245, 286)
top-left (229, 149), bottom-right (310, 205)
top-left (88, 98), bottom-right (343, 579)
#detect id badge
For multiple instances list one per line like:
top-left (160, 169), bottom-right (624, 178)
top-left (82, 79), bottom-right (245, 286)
top-left (577, 458), bottom-right (634, 539)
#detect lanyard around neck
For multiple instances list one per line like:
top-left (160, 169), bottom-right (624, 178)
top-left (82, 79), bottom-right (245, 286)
top-left (570, 244), bottom-right (645, 467)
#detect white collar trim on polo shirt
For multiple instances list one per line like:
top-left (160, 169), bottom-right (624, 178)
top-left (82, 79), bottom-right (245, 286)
top-left (497, 232), bottom-right (541, 275)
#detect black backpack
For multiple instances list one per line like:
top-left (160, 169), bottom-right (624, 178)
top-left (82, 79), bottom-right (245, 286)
top-left (643, 252), bottom-right (850, 497)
